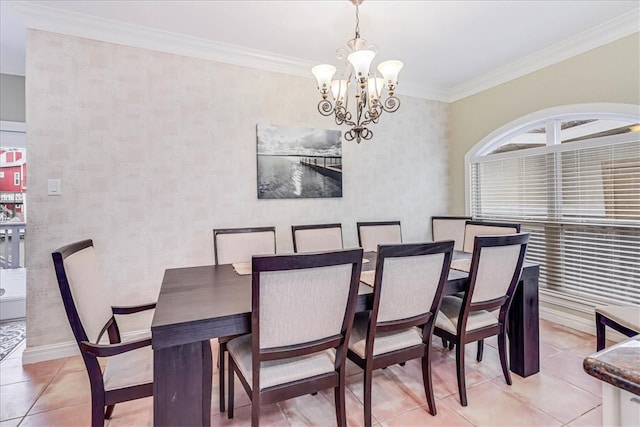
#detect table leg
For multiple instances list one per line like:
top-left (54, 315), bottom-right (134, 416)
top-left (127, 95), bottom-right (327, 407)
top-left (154, 340), bottom-right (212, 426)
top-left (508, 267), bottom-right (540, 377)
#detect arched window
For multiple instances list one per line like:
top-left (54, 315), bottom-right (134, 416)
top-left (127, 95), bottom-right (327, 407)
top-left (465, 104), bottom-right (639, 307)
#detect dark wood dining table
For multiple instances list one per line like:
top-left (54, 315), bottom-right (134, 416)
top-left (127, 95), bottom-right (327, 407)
top-left (151, 251), bottom-right (540, 426)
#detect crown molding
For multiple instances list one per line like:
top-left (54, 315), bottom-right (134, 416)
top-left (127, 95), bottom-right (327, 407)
top-left (449, 9), bottom-right (640, 102)
top-left (11, 2), bottom-right (640, 103)
top-left (12, 2), bottom-right (316, 78)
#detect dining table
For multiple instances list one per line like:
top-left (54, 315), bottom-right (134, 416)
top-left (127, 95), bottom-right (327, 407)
top-left (151, 251), bottom-right (540, 426)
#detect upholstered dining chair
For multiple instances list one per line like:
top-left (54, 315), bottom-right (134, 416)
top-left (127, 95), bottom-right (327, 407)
top-left (445, 220), bottom-right (521, 351)
top-left (213, 226), bottom-right (276, 412)
top-left (51, 239), bottom-right (156, 427)
top-left (595, 305), bottom-right (640, 350)
top-left (226, 248), bottom-right (363, 427)
top-left (431, 216), bottom-right (472, 251)
top-left (462, 220), bottom-right (521, 253)
top-left (291, 223), bottom-right (343, 253)
top-left (347, 241), bottom-right (454, 425)
top-left (357, 221), bottom-right (402, 252)
top-left (433, 233), bottom-right (529, 406)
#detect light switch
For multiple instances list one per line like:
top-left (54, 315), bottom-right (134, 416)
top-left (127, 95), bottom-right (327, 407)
top-left (47, 179), bottom-right (61, 196)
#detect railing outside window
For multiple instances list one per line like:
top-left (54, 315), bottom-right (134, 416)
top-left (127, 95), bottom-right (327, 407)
top-left (0, 222), bottom-right (25, 269)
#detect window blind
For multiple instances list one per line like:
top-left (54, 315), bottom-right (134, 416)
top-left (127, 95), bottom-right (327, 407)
top-left (470, 137), bottom-right (640, 306)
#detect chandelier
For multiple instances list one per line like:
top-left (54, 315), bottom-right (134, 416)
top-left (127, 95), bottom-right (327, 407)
top-left (311, 0), bottom-right (403, 143)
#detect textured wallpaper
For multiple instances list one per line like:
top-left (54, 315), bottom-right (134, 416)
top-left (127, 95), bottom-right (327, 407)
top-left (25, 29), bottom-right (449, 352)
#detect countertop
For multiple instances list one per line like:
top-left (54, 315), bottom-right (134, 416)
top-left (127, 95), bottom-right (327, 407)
top-left (583, 334), bottom-right (640, 396)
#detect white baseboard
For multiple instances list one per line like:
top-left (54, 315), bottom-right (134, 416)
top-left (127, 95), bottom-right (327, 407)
top-left (540, 302), bottom-right (630, 343)
top-left (21, 329), bottom-right (150, 365)
top-left (539, 304), bottom-right (596, 335)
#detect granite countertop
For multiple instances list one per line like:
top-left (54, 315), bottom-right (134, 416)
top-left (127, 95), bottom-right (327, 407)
top-left (583, 334), bottom-right (640, 396)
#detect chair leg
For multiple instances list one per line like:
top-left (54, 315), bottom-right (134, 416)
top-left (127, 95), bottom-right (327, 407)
top-left (441, 337), bottom-right (449, 349)
top-left (476, 339), bottom-right (484, 362)
top-left (219, 343), bottom-right (226, 412)
top-left (455, 341), bottom-right (468, 406)
top-left (227, 358), bottom-right (235, 419)
top-left (498, 331), bottom-right (512, 386)
top-left (251, 398), bottom-right (260, 427)
top-left (448, 340), bottom-right (454, 350)
top-left (362, 365), bottom-right (373, 427)
top-left (334, 370), bottom-right (348, 427)
top-left (421, 350), bottom-right (437, 416)
top-left (104, 404), bottom-right (115, 419)
top-left (596, 313), bottom-right (606, 351)
top-left (91, 396), bottom-right (105, 427)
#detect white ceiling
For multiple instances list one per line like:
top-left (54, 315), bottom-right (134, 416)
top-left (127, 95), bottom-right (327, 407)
top-left (1, 0), bottom-right (639, 101)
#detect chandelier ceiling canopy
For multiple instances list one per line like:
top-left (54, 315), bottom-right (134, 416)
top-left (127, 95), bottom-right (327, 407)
top-left (312, 0), bottom-right (404, 143)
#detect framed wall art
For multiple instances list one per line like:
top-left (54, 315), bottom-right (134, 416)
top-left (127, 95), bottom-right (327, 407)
top-left (256, 124), bottom-right (342, 199)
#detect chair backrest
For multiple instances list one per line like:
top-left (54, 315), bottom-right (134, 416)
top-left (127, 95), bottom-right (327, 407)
top-left (372, 241), bottom-right (454, 327)
top-left (357, 221), bottom-right (402, 252)
top-left (431, 216), bottom-right (472, 251)
top-left (291, 223), bottom-right (343, 253)
top-left (462, 220), bottom-right (521, 253)
top-left (213, 226), bottom-right (276, 265)
top-left (464, 233), bottom-right (529, 316)
top-left (52, 239), bottom-right (114, 345)
top-left (252, 249), bottom-right (363, 352)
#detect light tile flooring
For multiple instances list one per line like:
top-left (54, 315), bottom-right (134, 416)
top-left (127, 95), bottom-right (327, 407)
top-left (1, 319), bottom-right (607, 426)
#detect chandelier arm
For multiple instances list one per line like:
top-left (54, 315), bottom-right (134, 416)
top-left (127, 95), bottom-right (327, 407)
top-left (380, 96), bottom-right (401, 113)
top-left (317, 100), bottom-right (335, 117)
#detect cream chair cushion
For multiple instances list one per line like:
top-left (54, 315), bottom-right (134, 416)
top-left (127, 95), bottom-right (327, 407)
top-left (103, 345), bottom-right (153, 391)
top-left (227, 335), bottom-right (336, 390)
top-left (433, 218), bottom-right (468, 251)
top-left (595, 305), bottom-right (640, 332)
top-left (63, 247), bottom-right (113, 343)
top-left (259, 264), bottom-right (352, 348)
top-left (471, 244), bottom-right (521, 303)
top-left (294, 227), bottom-right (343, 253)
top-left (435, 296), bottom-right (498, 335)
top-left (216, 230), bottom-right (275, 265)
top-left (348, 317), bottom-right (423, 358)
top-left (359, 224), bottom-right (401, 252)
top-left (463, 224), bottom-right (519, 253)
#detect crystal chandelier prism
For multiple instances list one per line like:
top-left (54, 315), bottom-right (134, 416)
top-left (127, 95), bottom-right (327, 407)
top-left (312, 0), bottom-right (403, 143)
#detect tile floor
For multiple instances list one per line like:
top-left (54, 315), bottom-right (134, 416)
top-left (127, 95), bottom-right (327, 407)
top-left (0, 319), bottom-right (607, 426)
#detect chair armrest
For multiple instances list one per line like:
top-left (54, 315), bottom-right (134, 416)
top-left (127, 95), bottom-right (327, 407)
top-left (112, 302), bottom-right (156, 315)
top-left (80, 337), bottom-right (152, 357)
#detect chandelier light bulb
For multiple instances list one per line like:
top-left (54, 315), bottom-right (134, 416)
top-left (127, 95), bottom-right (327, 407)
top-left (312, 64), bottom-right (337, 99)
top-left (377, 60), bottom-right (404, 94)
top-left (331, 79), bottom-right (349, 103)
top-left (367, 77), bottom-right (385, 102)
top-left (347, 50), bottom-right (376, 86)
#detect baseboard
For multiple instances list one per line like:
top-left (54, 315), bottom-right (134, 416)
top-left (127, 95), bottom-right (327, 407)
top-left (540, 302), bottom-right (630, 343)
top-left (21, 329), bottom-right (150, 365)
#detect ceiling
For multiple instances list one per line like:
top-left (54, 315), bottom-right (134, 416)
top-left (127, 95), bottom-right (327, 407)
top-left (1, 0), bottom-right (639, 101)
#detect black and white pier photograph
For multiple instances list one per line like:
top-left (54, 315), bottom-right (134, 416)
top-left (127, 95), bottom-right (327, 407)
top-left (257, 124), bottom-right (342, 199)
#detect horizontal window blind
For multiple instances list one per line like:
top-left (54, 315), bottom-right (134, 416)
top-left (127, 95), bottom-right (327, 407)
top-left (470, 137), bottom-right (640, 306)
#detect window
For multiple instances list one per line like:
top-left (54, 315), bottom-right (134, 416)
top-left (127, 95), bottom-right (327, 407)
top-left (467, 105), bottom-right (640, 307)
top-left (14, 172), bottom-right (20, 186)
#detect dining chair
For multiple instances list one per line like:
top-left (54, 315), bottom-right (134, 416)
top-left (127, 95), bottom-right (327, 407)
top-left (462, 220), bottom-right (521, 253)
top-left (595, 305), bottom-right (640, 350)
top-left (431, 216), bottom-right (472, 251)
top-left (357, 221), bottom-right (402, 252)
top-left (226, 248), bottom-right (363, 427)
top-left (291, 223), bottom-right (343, 253)
top-left (51, 239), bottom-right (156, 427)
top-left (347, 241), bottom-right (454, 425)
top-left (213, 226), bottom-right (276, 412)
top-left (433, 233), bottom-right (529, 406)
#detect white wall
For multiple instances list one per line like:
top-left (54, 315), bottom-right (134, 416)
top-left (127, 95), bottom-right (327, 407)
top-left (24, 30), bottom-right (449, 357)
